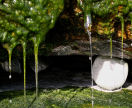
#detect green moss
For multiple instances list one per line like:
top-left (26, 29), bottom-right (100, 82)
top-left (0, 0), bottom-right (64, 101)
top-left (0, 88), bottom-right (132, 108)
top-left (78, 0), bottom-right (131, 17)
top-left (0, 0), bottom-right (64, 45)
top-left (77, 0), bottom-right (132, 35)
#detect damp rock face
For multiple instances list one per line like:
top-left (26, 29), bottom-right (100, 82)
top-left (92, 56), bottom-right (128, 90)
top-left (47, 0), bottom-right (132, 60)
top-left (29, 57), bottom-right (48, 72)
top-left (0, 59), bottom-right (22, 74)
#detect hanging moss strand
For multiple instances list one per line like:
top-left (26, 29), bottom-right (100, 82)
top-left (130, 13), bottom-right (132, 36)
top-left (34, 42), bottom-right (39, 98)
top-left (8, 49), bottom-right (12, 79)
top-left (110, 36), bottom-right (113, 58)
top-left (22, 42), bottom-right (26, 99)
top-left (120, 17), bottom-right (124, 59)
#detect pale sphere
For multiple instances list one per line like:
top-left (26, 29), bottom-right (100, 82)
top-left (9, 75), bottom-right (12, 79)
top-left (92, 56), bottom-right (128, 90)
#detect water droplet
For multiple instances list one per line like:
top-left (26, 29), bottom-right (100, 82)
top-left (80, 0), bottom-right (83, 6)
top-left (120, 59), bottom-right (123, 62)
top-left (30, 7), bottom-right (33, 11)
top-left (92, 100), bottom-right (94, 107)
top-left (9, 75), bottom-right (12, 79)
top-left (9, 99), bottom-right (12, 103)
top-left (13, 0), bottom-right (16, 3)
top-left (89, 57), bottom-right (92, 60)
top-left (84, 14), bottom-right (92, 31)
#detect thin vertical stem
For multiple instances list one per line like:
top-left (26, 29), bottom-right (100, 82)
top-left (22, 42), bottom-right (26, 99)
top-left (110, 36), bottom-right (112, 58)
top-left (120, 16), bottom-right (124, 91)
top-left (120, 17), bottom-right (124, 60)
top-left (8, 49), bottom-right (12, 79)
top-left (108, 24), bottom-right (113, 59)
top-left (130, 14), bottom-right (132, 36)
top-left (34, 43), bottom-right (39, 98)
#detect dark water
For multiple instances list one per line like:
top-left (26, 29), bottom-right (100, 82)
top-left (0, 55), bottom-right (131, 92)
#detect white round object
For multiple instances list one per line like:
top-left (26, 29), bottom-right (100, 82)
top-left (9, 99), bottom-right (12, 103)
top-left (92, 56), bottom-right (128, 90)
top-left (9, 75), bottom-right (12, 79)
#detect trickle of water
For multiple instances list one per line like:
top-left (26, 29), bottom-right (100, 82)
top-left (109, 99), bottom-right (112, 108)
top-left (89, 57), bottom-right (91, 60)
top-left (84, 14), bottom-right (92, 31)
top-left (77, 0), bottom-right (83, 7)
top-left (79, 0), bottom-right (83, 6)
top-left (3, 43), bottom-right (17, 104)
top-left (84, 14), bottom-right (94, 108)
top-left (8, 49), bottom-right (13, 104)
top-left (9, 75), bottom-right (12, 79)
top-left (9, 99), bottom-right (12, 103)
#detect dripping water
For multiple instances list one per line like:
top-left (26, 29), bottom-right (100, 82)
top-left (109, 99), bottom-right (112, 108)
top-left (3, 43), bottom-right (16, 103)
top-left (8, 49), bottom-right (12, 103)
top-left (84, 14), bottom-right (94, 107)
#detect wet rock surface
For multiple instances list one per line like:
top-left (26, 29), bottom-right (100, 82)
top-left (0, 56), bottom-right (131, 92)
top-left (51, 40), bottom-right (132, 59)
top-left (28, 57), bottom-right (48, 73)
top-left (0, 59), bottom-right (22, 74)
top-left (44, 0), bottom-right (132, 60)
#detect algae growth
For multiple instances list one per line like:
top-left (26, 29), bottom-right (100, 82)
top-left (77, 0), bottom-right (132, 58)
top-left (77, 0), bottom-right (132, 36)
top-left (0, 88), bottom-right (132, 108)
top-left (77, 0), bottom-right (132, 17)
top-left (0, 0), bottom-right (64, 97)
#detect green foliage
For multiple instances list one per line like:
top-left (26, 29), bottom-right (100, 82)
top-left (78, 0), bottom-right (131, 17)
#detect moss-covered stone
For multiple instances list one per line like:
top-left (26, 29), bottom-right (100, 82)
top-left (0, 88), bottom-right (132, 108)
